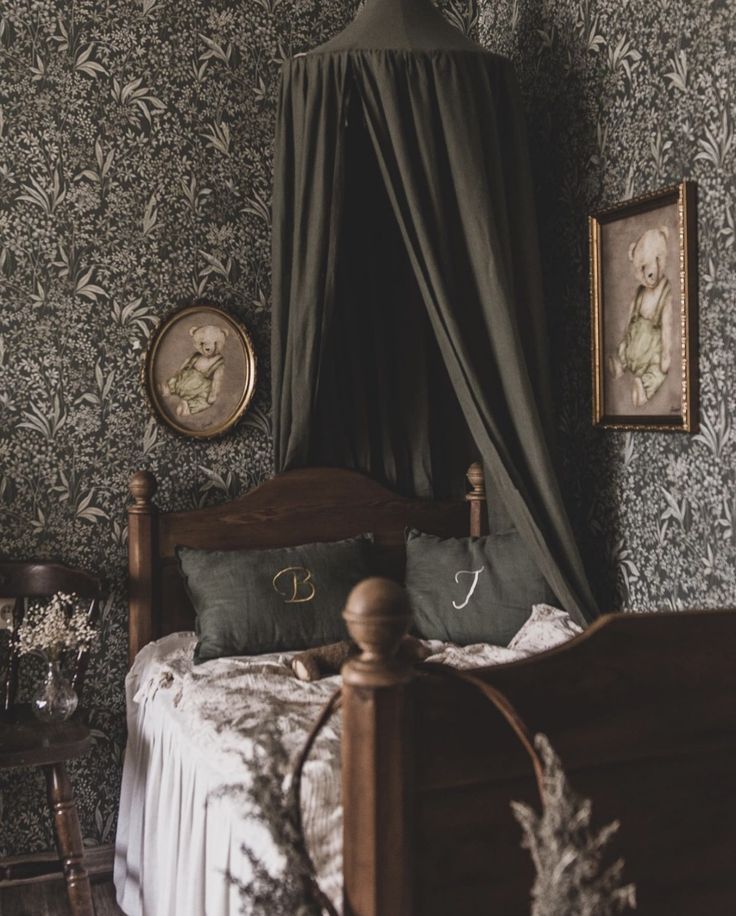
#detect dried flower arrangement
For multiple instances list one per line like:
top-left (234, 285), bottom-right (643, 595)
top-left (16, 591), bottom-right (97, 661)
top-left (225, 715), bottom-right (636, 916)
top-left (225, 717), bottom-right (336, 916)
top-left (512, 734), bottom-right (637, 916)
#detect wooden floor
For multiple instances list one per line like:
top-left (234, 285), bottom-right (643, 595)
top-left (0, 879), bottom-right (123, 916)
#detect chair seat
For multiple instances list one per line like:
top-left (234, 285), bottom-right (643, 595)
top-left (0, 705), bottom-right (90, 768)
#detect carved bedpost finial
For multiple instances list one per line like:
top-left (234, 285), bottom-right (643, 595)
top-left (341, 578), bottom-right (414, 912)
top-left (466, 461), bottom-right (485, 502)
top-left (128, 471), bottom-right (158, 665)
top-left (342, 577), bottom-right (413, 687)
top-left (129, 470), bottom-right (157, 514)
top-left (466, 461), bottom-right (488, 537)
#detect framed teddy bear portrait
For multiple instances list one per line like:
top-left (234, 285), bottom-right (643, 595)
top-left (144, 303), bottom-right (257, 438)
top-left (590, 180), bottom-right (697, 431)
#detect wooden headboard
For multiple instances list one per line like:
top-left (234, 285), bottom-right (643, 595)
top-left (127, 464), bottom-right (487, 665)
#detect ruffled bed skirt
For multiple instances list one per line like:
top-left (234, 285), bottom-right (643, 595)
top-left (114, 633), bottom-right (342, 915)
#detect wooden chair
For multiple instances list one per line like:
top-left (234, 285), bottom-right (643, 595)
top-left (0, 561), bottom-right (103, 916)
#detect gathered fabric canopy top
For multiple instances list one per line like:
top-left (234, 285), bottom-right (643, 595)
top-left (271, 0), bottom-right (597, 625)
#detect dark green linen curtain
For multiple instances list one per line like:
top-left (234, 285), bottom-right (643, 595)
top-left (271, 8), bottom-right (597, 624)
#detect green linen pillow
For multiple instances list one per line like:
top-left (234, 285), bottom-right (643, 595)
top-left (177, 535), bottom-right (373, 664)
top-left (405, 529), bottom-right (553, 647)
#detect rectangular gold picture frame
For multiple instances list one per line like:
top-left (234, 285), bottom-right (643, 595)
top-left (590, 180), bottom-right (697, 431)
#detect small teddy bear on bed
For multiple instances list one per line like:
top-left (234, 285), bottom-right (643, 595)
top-left (291, 635), bottom-right (432, 681)
top-left (608, 226), bottom-right (673, 408)
top-left (161, 324), bottom-right (228, 417)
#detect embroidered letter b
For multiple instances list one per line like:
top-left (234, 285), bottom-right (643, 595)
top-left (272, 567), bottom-right (316, 603)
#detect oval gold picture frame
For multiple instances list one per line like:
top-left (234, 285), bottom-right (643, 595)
top-left (144, 303), bottom-right (257, 439)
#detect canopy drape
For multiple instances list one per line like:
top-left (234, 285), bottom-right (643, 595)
top-left (271, 1), bottom-right (597, 625)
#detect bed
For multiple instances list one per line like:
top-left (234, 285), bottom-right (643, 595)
top-left (117, 464), bottom-right (736, 915)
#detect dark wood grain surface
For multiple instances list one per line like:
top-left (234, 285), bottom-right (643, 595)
top-left (0, 707), bottom-right (90, 769)
top-left (342, 580), bottom-right (736, 915)
top-left (408, 608), bottom-right (736, 915)
top-left (0, 880), bottom-right (122, 916)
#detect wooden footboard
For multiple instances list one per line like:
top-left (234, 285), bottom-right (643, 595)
top-left (341, 580), bottom-right (736, 916)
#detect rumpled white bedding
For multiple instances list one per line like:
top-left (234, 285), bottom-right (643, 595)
top-left (114, 604), bottom-right (580, 916)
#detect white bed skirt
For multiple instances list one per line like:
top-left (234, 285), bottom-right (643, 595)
top-left (115, 704), bottom-right (255, 916)
top-left (113, 633), bottom-right (342, 916)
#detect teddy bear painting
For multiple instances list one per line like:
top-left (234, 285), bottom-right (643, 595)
top-left (608, 226), bottom-right (673, 408)
top-left (145, 304), bottom-right (257, 437)
top-left (161, 324), bottom-right (229, 417)
top-left (591, 182), bottom-right (695, 430)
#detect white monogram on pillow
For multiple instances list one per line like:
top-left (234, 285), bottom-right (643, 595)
top-left (452, 567), bottom-right (485, 610)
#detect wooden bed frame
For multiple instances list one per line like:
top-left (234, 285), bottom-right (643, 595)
top-left (128, 464), bottom-right (736, 916)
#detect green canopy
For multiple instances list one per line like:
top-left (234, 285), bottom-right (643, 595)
top-left (271, 0), bottom-right (596, 624)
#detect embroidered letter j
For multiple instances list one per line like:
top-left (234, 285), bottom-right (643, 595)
top-left (452, 567), bottom-right (485, 610)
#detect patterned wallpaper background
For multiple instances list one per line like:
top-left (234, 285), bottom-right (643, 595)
top-left (0, 0), bottom-right (734, 859)
top-left (479, 0), bottom-right (736, 613)
top-left (0, 0), bottom-right (359, 858)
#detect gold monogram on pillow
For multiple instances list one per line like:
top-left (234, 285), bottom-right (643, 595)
top-left (452, 567), bottom-right (484, 610)
top-left (272, 566), bottom-right (316, 603)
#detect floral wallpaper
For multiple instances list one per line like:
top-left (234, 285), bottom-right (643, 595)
top-left (479, 0), bottom-right (736, 613)
top-left (0, 0), bottom-right (734, 862)
top-left (0, 0), bottom-right (361, 859)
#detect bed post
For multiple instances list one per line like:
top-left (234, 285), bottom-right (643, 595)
top-left (128, 471), bottom-right (158, 667)
top-left (341, 578), bottom-right (414, 916)
top-left (466, 461), bottom-right (488, 537)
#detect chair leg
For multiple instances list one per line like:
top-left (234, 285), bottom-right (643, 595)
top-left (44, 762), bottom-right (95, 916)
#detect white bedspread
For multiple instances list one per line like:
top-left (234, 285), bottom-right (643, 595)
top-left (114, 605), bottom-right (580, 916)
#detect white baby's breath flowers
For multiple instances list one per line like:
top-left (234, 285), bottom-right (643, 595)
top-left (17, 591), bottom-right (97, 660)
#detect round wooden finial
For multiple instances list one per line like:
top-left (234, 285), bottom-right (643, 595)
top-left (129, 470), bottom-right (157, 511)
top-left (342, 577), bottom-right (412, 687)
top-left (466, 461), bottom-right (485, 501)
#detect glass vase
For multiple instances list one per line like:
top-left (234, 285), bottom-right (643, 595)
top-left (32, 658), bottom-right (78, 723)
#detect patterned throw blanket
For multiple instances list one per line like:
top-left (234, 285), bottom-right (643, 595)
top-left (117, 605), bottom-right (580, 915)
